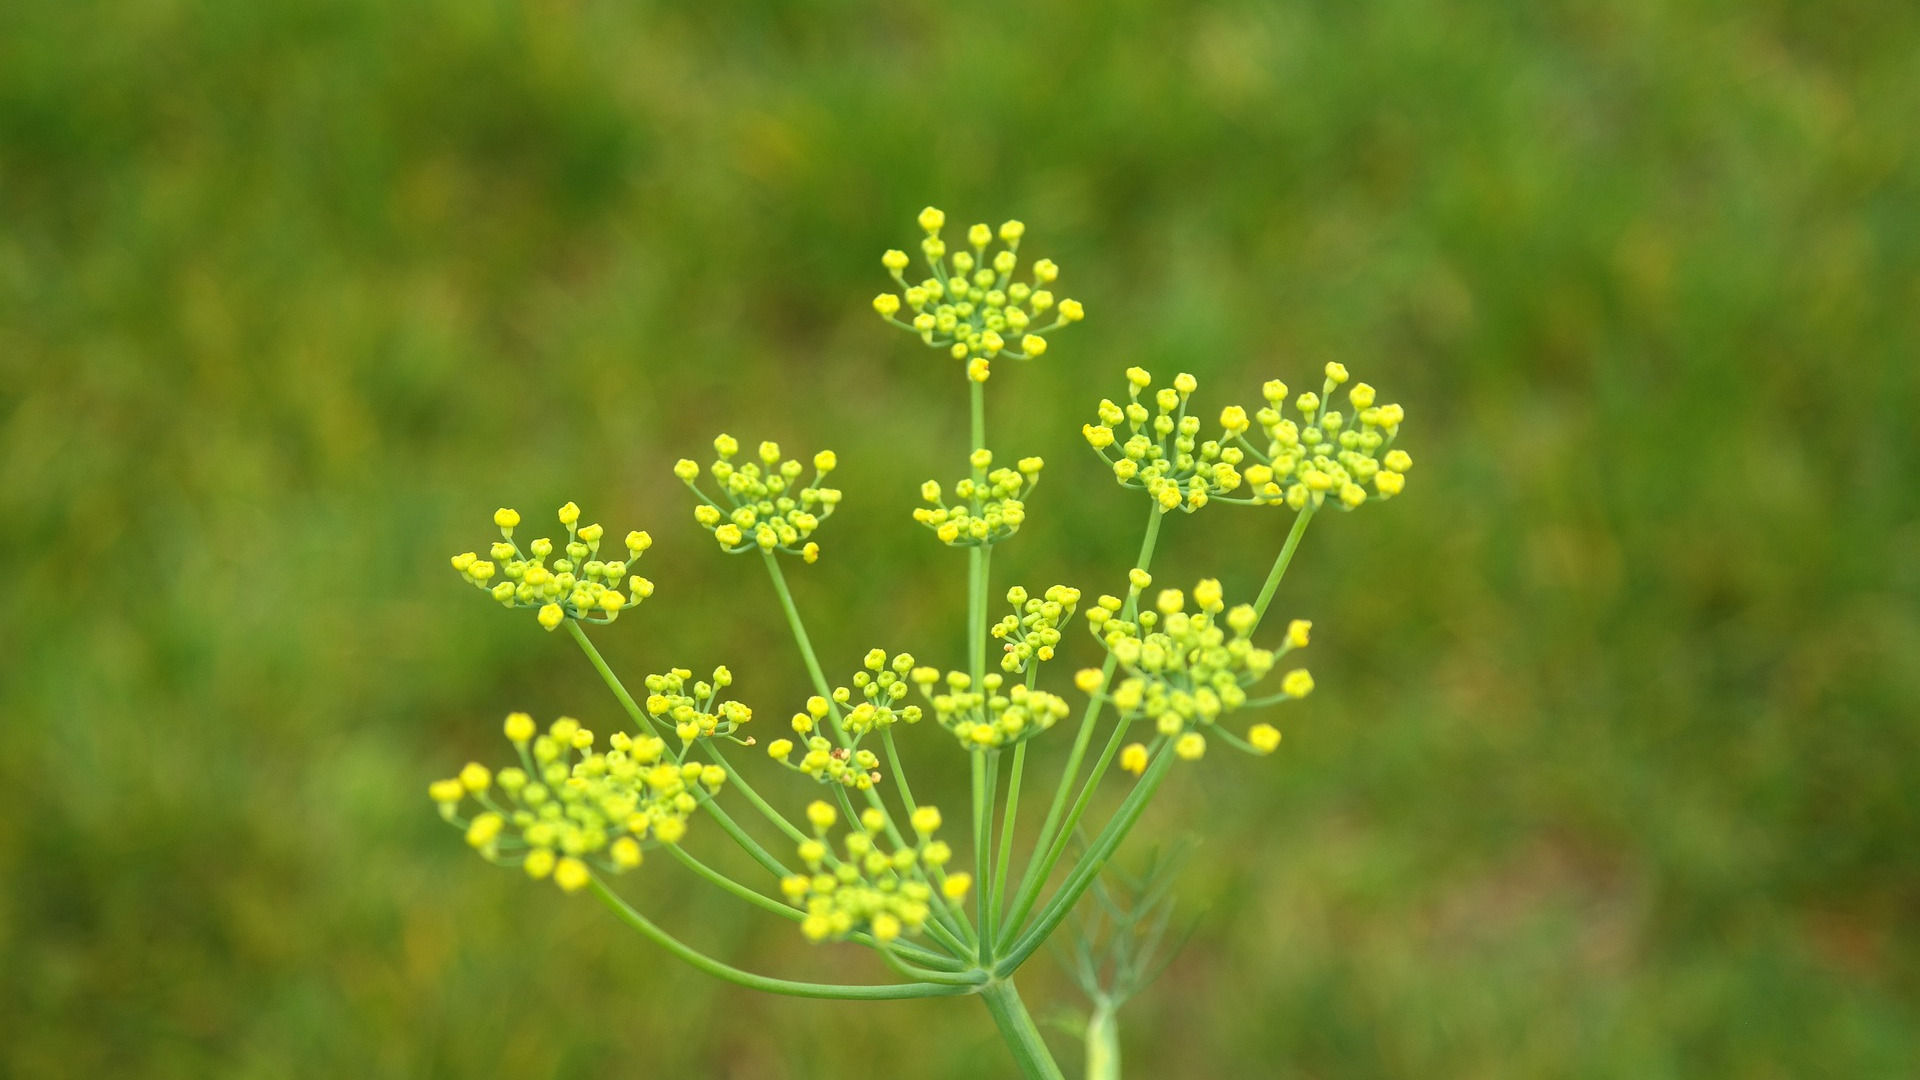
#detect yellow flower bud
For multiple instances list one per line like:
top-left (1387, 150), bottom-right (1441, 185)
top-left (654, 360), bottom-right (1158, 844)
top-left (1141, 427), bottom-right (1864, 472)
top-left (1220, 405), bottom-right (1249, 433)
top-left (504, 712), bottom-right (535, 743)
top-left (802, 542), bottom-right (820, 563)
top-left (465, 812), bottom-right (503, 848)
top-left (942, 872), bottom-right (973, 900)
top-left (1193, 579), bottom-right (1223, 612)
top-left (968, 223), bottom-right (992, 246)
top-left (882, 249), bottom-right (909, 270)
top-left (1248, 723), bottom-right (1282, 753)
top-left (537, 603), bottom-right (564, 630)
top-left (713, 433), bottom-right (738, 457)
top-left (673, 458), bottom-right (700, 481)
top-left (1032, 258), bottom-right (1058, 282)
top-left (911, 806), bottom-right (942, 834)
top-left (1377, 403), bottom-right (1405, 427)
top-left (493, 508), bottom-right (520, 530)
top-left (1173, 372), bottom-right (1197, 394)
top-left (917, 206), bottom-right (945, 233)
top-left (1022, 334), bottom-right (1046, 356)
top-left (1375, 471), bottom-right (1405, 496)
top-left (967, 357), bottom-right (991, 382)
top-left (557, 501), bottom-right (581, 526)
top-left (1128, 568), bottom-right (1152, 591)
top-left (459, 762), bottom-right (491, 792)
top-left (1156, 589), bottom-right (1184, 615)
top-left (1000, 220), bottom-right (1025, 241)
top-left (1083, 424), bottom-right (1114, 450)
top-left (1058, 298), bottom-right (1083, 321)
top-left (714, 523), bottom-right (743, 547)
top-left (1074, 668), bottom-right (1103, 693)
top-left (428, 778), bottom-right (464, 804)
top-left (1340, 482), bottom-right (1367, 508)
top-left (450, 551), bottom-right (476, 572)
top-left (1175, 732), bottom-right (1206, 760)
top-left (1287, 619), bottom-right (1312, 648)
top-left (1325, 361), bottom-right (1349, 384)
top-left (1349, 382), bottom-right (1376, 409)
top-left (814, 449), bottom-right (837, 472)
top-left (1125, 366), bottom-right (1152, 389)
top-left (1282, 669), bottom-right (1314, 697)
top-left (1383, 449), bottom-right (1412, 473)
top-left (610, 837), bottom-right (642, 869)
top-left (806, 800), bottom-right (836, 831)
top-left (1120, 743), bottom-right (1149, 775)
top-left (523, 848), bottom-right (556, 880)
top-left (873, 293), bottom-right (900, 316)
top-left (554, 857), bottom-right (590, 892)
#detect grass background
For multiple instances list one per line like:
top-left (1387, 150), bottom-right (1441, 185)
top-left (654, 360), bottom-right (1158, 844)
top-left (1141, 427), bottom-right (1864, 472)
top-left (4, 0), bottom-right (1917, 1076)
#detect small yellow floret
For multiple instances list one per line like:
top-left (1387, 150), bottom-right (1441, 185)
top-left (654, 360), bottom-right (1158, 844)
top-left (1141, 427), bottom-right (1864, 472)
top-left (1175, 732), bottom-right (1206, 760)
top-left (806, 800), bottom-right (836, 831)
top-left (1120, 743), bottom-right (1150, 775)
top-left (1282, 669), bottom-right (1315, 698)
top-left (504, 712), bottom-right (536, 742)
top-left (554, 857), bottom-right (590, 892)
top-left (494, 508), bottom-right (520, 530)
top-left (537, 604), bottom-right (564, 630)
top-left (524, 849), bottom-right (556, 879)
top-left (1249, 724), bottom-right (1282, 753)
top-left (942, 873), bottom-right (973, 900)
top-left (1074, 668), bottom-right (1103, 693)
top-left (610, 837), bottom-right (642, 869)
top-left (557, 501), bottom-right (581, 525)
top-left (459, 762), bottom-right (491, 792)
top-left (911, 806), bottom-right (942, 834)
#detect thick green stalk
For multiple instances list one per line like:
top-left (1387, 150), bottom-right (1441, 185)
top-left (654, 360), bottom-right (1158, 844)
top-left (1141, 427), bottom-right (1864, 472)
top-left (1003, 505), bottom-right (1163, 941)
top-left (1085, 1003), bottom-right (1120, 1080)
top-left (588, 878), bottom-right (972, 1000)
top-left (1250, 506), bottom-right (1315, 631)
top-left (998, 749), bottom-right (1175, 976)
top-left (979, 979), bottom-right (1067, 1080)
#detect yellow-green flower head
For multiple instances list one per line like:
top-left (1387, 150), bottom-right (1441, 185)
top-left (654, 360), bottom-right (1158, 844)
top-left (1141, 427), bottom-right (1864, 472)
top-left (452, 503), bottom-right (655, 630)
top-left (642, 667), bottom-right (754, 747)
top-left (768, 650), bottom-right (920, 790)
top-left (912, 451), bottom-right (1043, 548)
top-left (783, 805), bottom-right (957, 944)
top-left (676, 436), bottom-right (843, 559)
top-left (1091, 578), bottom-right (1316, 760)
top-left (990, 584), bottom-right (1083, 674)
top-left (874, 209), bottom-right (1085, 381)
top-left (906, 667), bottom-right (1073, 751)
top-left (1086, 365), bottom-right (1413, 516)
top-left (428, 714), bottom-right (721, 892)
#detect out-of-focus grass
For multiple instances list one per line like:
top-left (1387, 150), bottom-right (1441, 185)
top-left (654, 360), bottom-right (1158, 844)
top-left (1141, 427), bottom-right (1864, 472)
top-left (3, 0), bottom-right (1916, 1076)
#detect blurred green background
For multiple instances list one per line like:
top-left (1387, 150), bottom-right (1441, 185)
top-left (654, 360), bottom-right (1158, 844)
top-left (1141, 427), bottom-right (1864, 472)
top-left (4, 0), bottom-right (1917, 1076)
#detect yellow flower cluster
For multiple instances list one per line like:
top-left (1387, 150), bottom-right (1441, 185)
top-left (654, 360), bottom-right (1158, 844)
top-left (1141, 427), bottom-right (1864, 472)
top-left (769, 651), bottom-right (924, 788)
top-left (1082, 369), bottom-right (1243, 512)
top-left (643, 666), bottom-right (752, 747)
top-left (675, 437), bottom-right (841, 561)
top-left (1084, 580), bottom-right (1312, 764)
top-left (874, 207), bottom-right (1085, 382)
top-left (991, 584), bottom-right (1083, 674)
top-left (451, 504), bottom-right (655, 630)
top-left (906, 667), bottom-right (1073, 750)
top-left (1082, 364), bottom-right (1412, 513)
top-left (428, 714), bottom-right (725, 893)
top-left (912, 451), bottom-right (1043, 547)
top-left (782, 802), bottom-right (970, 943)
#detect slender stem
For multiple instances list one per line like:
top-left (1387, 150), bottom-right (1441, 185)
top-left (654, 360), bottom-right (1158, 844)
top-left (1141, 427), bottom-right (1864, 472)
top-left (1085, 1002), bottom-right (1121, 1080)
top-left (992, 740), bottom-right (1026, 933)
top-left (973, 750), bottom-right (995, 967)
top-left (875, 945), bottom-right (989, 987)
top-left (1250, 506), bottom-right (1315, 631)
top-left (759, 549), bottom-right (976, 944)
top-left (588, 878), bottom-right (972, 1000)
top-left (979, 979), bottom-right (1067, 1080)
top-left (1004, 505), bottom-right (1163, 939)
top-left (565, 620), bottom-right (663, 739)
top-left (998, 749), bottom-right (1175, 976)
top-left (691, 785), bottom-right (791, 879)
top-left (701, 742), bottom-right (809, 846)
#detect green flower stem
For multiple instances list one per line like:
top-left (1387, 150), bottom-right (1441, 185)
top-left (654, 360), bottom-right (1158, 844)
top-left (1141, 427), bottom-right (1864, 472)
top-left (689, 784), bottom-right (791, 879)
top-left (588, 878), bottom-right (974, 1001)
top-left (992, 740), bottom-right (1026, 933)
top-left (1250, 506), bottom-right (1315, 631)
top-left (663, 842), bottom-right (964, 970)
top-left (758, 549), bottom-right (976, 945)
top-left (997, 749), bottom-right (1175, 976)
top-left (1003, 504), bottom-right (1163, 939)
top-left (979, 979), bottom-right (1067, 1080)
top-left (701, 742), bottom-right (810, 847)
top-left (884, 730), bottom-right (978, 947)
top-left (974, 750), bottom-right (996, 967)
top-left (876, 943), bottom-right (990, 987)
top-left (565, 620), bottom-right (665, 740)
top-left (1009, 708), bottom-right (1138, 945)
top-left (1085, 1002), bottom-right (1120, 1080)
top-left (567, 622), bottom-right (795, 878)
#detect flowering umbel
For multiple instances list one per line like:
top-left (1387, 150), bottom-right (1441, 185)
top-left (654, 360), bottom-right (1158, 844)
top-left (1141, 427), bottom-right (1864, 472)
top-left (675, 437), bottom-right (841, 561)
top-left (874, 208), bottom-right (1085, 383)
top-left (451, 503), bottom-right (654, 630)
